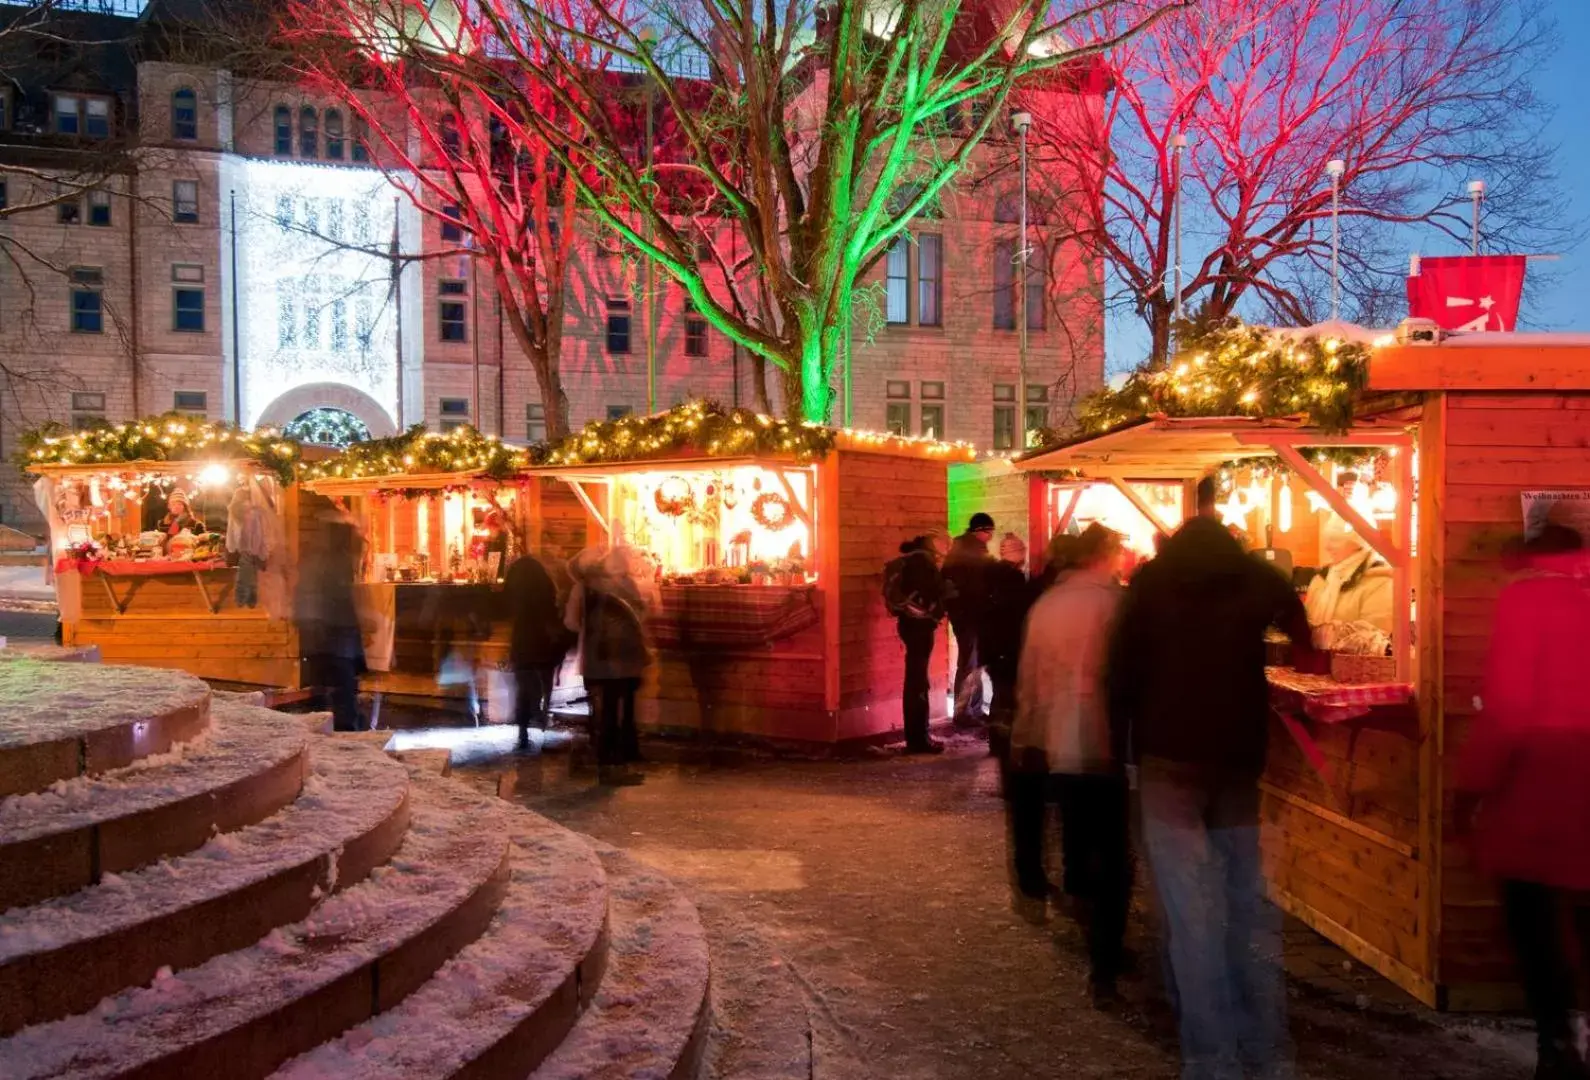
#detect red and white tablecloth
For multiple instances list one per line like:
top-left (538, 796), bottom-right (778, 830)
top-left (57, 558), bottom-right (228, 577)
top-left (1265, 667), bottom-right (1414, 724)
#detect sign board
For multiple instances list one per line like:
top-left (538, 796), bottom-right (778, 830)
top-left (1520, 490), bottom-right (1590, 541)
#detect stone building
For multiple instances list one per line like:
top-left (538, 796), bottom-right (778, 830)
top-left (0, 0), bottom-right (1105, 528)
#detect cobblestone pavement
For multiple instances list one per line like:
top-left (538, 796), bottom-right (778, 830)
top-left (471, 733), bottom-right (1532, 1080)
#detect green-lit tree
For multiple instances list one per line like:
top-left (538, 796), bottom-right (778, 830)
top-left (386, 0), bottom-right (1182, 423)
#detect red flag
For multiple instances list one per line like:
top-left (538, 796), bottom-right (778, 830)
top-left (1406, 255), bottom-right (1527, 332)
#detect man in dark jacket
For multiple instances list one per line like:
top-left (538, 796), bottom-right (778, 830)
top-left (943, 512), bottom-right (997, 724)
top-left (895, 532), bottom-right (948, 754)
top-left (981, 532), bottom-right (1031, 774)
top-left (296, 507), bottom-right (367, 732)
top-left (1107, 476), bottom-right (1314, 1079)
top-left (503, 550), bottom-right (571, 749)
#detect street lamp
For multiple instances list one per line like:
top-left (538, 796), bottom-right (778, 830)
top-left (1012, 110), bottom-right (1031, 449)
top-left (1467, 178), bottom-right (1485, 255)
top-left (1172, 132), bottom-right (1187, 324)
top-left (1326, 158), bottom-right (1345, 321)
top-left (640, 26), bottom-right (659, 414)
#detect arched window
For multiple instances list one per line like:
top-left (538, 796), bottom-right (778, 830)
top-left (351, 114), bottom-right (370, 162)
top-left (299, 106), bottom-right (318, 158)
top-left (324, 109), bottom-right (344, 160)
top-left (171, 87), bottom-right (197, 140)
top-left (273, 105), bottom-right (292, 155)
top-left (440, 113), bottom-right (460, 157)
top-left (994, 190), bottom-right (1050, 225)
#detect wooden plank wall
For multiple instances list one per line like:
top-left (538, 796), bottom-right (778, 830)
top-left (644, 615), bottom-right (828, 741)
top-left (834, 450), bottom-right (951, 741)
top-left (948, 461), bottom-right (1032, 553)
top-left (1434, 392), bottom-right (1585, 1007)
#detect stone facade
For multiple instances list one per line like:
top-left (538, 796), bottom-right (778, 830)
top-left (0, 33), bottom-right (1104, 529)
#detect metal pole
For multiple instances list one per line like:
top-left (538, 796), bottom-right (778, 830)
top-left (229, 189), bottom-right (242, 425)
top-left (1172, 133), bottom-right (1186, 324)
top-left (644, 77), bottom-right (657, 414)
top-left (393, 197), bottom-right (404, 430)
top-left (470, 250), bottom-right (481, 429)
top-left (1014, 111), bottom-right (1031, 449)
top-left (1327, 159), bottom-right (1345, 321)
top-left (1468, 179), bottom-right (1485, 255)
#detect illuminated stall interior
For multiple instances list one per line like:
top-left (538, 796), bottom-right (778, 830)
top-left (347, 474), bottom-right (522, 585)
top-left (1047, 480), bottom-right (1186, 559)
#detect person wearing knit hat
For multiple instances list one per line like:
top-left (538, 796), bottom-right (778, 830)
top-left (943, 512), bottom-right (998, 725)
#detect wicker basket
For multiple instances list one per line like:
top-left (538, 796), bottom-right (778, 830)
top-left (1330, 651), bottom-right (1397, 685)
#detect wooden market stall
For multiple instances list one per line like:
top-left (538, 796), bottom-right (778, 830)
top-left (527, 408), bottom-right (972, 745)
top-left (1017, 413), bottom-right (1450, 1003)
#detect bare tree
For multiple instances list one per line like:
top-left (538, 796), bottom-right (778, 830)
top-left (1033, 0), bottom-right (1576, 366)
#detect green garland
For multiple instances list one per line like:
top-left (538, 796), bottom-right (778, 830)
top-left (304, 424), bottom-right (526, 482)
top-left (1078, 319), bottom-right (1371, 436)
top-left (18, 413), bottom-right (300, 484)
top-left (532, 401), bottom-right (838, 467)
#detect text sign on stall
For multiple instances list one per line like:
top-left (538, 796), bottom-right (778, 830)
top-left (1520, 490), bottom-right (1590, 541)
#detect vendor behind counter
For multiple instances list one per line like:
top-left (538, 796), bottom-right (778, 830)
top-left (1303, 515), bottom-right (1393, 634)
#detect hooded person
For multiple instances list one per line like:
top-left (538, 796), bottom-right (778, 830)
top-left (503, 541), bottom-right (575, 750)
top-left (943, 512), bottom-right (998, 724)
top-left (888, 530), bottom-right (949, 754)
top-left (565, 545), bottom-right (653, 783)
top-left (1305, 514), bottom-right (1393, 634)
top-left (1454, 524), bottom-right (1590, 1080)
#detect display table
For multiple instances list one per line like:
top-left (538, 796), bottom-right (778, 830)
top-left (652, 583), bottom-right (820, 651)
top-left (57, 559), bottom-right (232, 615)
top-left (1267, 665), bottom-right (1418, 804)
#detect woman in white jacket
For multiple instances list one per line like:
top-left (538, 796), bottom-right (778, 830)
top-left (1010, 523), bottom-right (1131, 1002)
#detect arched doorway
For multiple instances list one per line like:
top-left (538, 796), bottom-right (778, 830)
top-left (283, 407), bottom-right (372, 448)
top-left (255, 382), bottom-right (397, 440)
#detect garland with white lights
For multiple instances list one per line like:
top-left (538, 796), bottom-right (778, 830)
top-left (19, 414), bottom-right (301, 484)
top-left (282, 408), bottom-right (372, 449)
top-left (1077, 319), bottom-right (1371, 436)
top-left (534, 401), bottom-right (838, 466)
top-left (303, 424), bottom-right (527, 482)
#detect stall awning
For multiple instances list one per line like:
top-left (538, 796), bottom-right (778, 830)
top-left (1015, 416), bottom-right (1412, 479)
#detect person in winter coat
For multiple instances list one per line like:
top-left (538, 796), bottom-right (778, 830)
top-left (226, 485), bottom-right (269, 609)
top-left (503, 549), bottom-right (573, 749)
top-left (1455, 524), bottom-right (1590, 1080)
top-left (893, 531), bottom-right (949, 754)
top-left (982, 533), bottom-right (1032, 771)
top-left (1107, 477), bottom-right (1315, 1079)
top-left (566, 546), bottom-right (654, 784)
top-left (296, 505), bottom-right (367, 732)
top-left (942, 512), bottom-right (997, 724)
top-left (1304, 515), bottom-right (1394, 633)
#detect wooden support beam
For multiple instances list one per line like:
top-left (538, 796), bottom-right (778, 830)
top-left (1392, 447), bottom-right (1415, 684)
top-left (1266, 444), bottom-right (1405, 567)
top-left (773, 470), bottom-right (813, 528)
top-left (1053, 486), bottom-right (1083, 534)
top-left (1108, 477), bottom-right (1175, 537)
top-left (565, 479), bottom-right (610, 539)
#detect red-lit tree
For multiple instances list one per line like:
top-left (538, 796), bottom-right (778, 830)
top-left (390, 0), bottom-right (1183, 423)
top-left (280, 0), bottom-right (623, 438)
top-left (1030, 0), bottom-right (1571, 365)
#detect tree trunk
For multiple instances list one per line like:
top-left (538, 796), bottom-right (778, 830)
top-left (1146, 301), bottom-right (1174, 369)
top-left (751, 355), bottom-right (772, 414)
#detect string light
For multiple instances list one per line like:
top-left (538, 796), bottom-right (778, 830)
top-left (20, 412), bottom-right (299, 484)
top-left (302, 424), bottom-right (524, 482)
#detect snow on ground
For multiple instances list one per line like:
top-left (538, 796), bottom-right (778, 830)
top-left (0, 658), bottom-right (210, 750)
top-left (383, 724), bottom-right (574, 768)
top-left (0, 564), bottom-right (52, 605)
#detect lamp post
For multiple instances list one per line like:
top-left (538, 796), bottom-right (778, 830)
top-left (1171, 132), bottom-right (1187, 324)
top-left (1013, 110), bottom-right (1031, 449)
top-left (640, 27), bottom-right (659, 415)
top-left (1326, 158), bottom-right (1345, 320)
top-left (1468, 178), bottom-right (1486, 255)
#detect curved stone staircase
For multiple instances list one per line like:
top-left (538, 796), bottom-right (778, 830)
top-left (0, 657), bottom-right (711, 1080)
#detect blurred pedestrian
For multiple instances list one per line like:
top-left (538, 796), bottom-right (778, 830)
top-left (982, 532), bottom-right (1032, 773)
top-left (1455, 524), bottom-right (1590, 1080)
top-left (1108, 477), bottom-right (1315, 1079)
top-left (1012, 524), bottom-right (1131, 1004)
top-left (566, 545), bottom-right (653, 785)
top-left (884, 530), bottom-right (948, 754)
top-left (944, 512), bottom-right (997, 725)
top-left (503, 545), bottom-right (574, 751)
top-left (297, 504), bottom-right (367, 732)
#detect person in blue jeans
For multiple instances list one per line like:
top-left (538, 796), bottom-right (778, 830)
top-left (1107, 477), bottom-right (1316, 1080)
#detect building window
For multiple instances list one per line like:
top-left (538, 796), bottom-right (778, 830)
top-left (173, 287), bottom-right (205, 332)
top-left (920, 404), bottom-right (944, 439)
top-left (55, 94), bottom-right (110, 138)
top-left (324, 109), bottom-right (344, 160)
top-left (88, 189), bottom-right (111, 227)
top-left (70, 391), bottom-right (106, 431)
top-left (274, 105), bottom-right (292, 155)
top-left (172, 180), bottom-right (199, 224)
top-left (299, 106), bottom-right (318, 158)
top-left (439, 397), bottom-right (470, 431)
top-left (440, 114), bottom-right (460, 157)
top-left (684, 305), bottom-right (707, 357)
top-left (917, 233), bottom-right (942, 327)
top-left (993, 383), bottom-right (1017, 450)
top-left (885, 236), bottom-right (909, 325)
top-left (526, 403), bottom-right (547, 442)
top-left (351, 114), bottom-right (369, 162)
top-left (171, 87), bottom-right (198, 140)
top-left (993, 238), bottom-right (1016, 330)
top-left (439, 280), bottom-right (468, 342)
top-left (1025, 384), bottom-right (1049, 443)
top-left (607, 404), bottom-right (633, 420)
top-left (921, 380), bottom-right (945, 401)
top-left (440, 204), bottom-right (463, 243)
top-left (69, 267), bottom-right (103, 333)
top-left (885, 380), bottom-right (911, 435)
top-left (606, 297), bottom-right (632, 354)
top-left (0, 180), bottom-right (7, 209)
top-left (85, 97), bottom-right (109, 139)
top-left (173, 390), bottom-right (207, 416)
top-left (1026, 242), bottom-right (1046, 331)
top-left (59, 198), bottom-right (81, 225)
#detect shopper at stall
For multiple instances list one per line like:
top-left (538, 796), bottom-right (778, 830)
top-left (566, 545), bottom-right (653, 784)
top-left (1107, 476), bottom-right (1315, 1078)
top-left (296, 504), bottom-right (367, 732)
top-left (982, 533), bottom-right (1031, 773)
top-left (943, 512), bottom-right (997, 725)
top-left (1454, 524), bottom-right (1590, 1080)
top-left (885, 530), bottom-right (949, 754)
top-left (504, 548), bottom-right (573, 751)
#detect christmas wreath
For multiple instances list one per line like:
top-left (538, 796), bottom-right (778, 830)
top-left (750, 491), bottom-right (794, 532)
top-left (654, 476), bottom-right (696, 517)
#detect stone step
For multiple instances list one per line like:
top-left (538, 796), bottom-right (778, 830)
top-left (0, 700), bottom-right (311, 910)
top-left (530, 844), bottom-right (712, 1080)
top-left (0, 739), bottom-right (411, 1035)
top-left (0, 659), bottom-right (211, 797)
top-left (0, 768), bottom-right (513, 1080)
top-left (270, 810), bottom-right (611, 1079)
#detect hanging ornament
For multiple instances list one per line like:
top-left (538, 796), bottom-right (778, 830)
top-left (751, 492), bottom-right (795, 532)
top-left (1279, 477), bottom-right (1294, 533)
top-left (654, 476), bottom-right (696, 518)
top-left (722, 482), bottom-right (740, 510)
